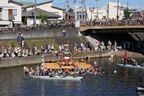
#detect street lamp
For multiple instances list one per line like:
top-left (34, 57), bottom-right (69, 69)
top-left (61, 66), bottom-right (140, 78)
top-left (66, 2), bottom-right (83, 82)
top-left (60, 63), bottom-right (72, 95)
top-left (89, 7), bottom-right (95, 27)
top-left (95, 0), bottom-right (99, 20)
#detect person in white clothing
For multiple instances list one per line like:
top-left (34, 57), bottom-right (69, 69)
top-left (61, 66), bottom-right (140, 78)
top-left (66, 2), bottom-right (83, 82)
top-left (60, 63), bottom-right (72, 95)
top-left (51, 44), bottom-right (54, 51)
top-left (95, 41), bottom-right (99, 51)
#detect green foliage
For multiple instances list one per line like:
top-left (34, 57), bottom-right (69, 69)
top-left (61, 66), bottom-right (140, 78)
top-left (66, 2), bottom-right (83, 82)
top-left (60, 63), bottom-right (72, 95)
top-left (11, 41), bottom-right (15, 47)
top-left (36, 24), bottom-right (39, 28)
top-left (46, 20), bottom-right (51, 25)
top-left (59, 21), bottom-right (65, 24)
top-left (24, 16), bottom-right (30, 25)
top-left (124, 9), bottom-right (130, 19)
top-left (69, 8), bottom-right (73, 13)
top-left (39, 14), bottom-right (48, 24)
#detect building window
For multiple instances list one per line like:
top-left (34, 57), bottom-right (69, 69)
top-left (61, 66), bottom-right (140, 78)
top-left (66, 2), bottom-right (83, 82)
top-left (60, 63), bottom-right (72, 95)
top-left (8, 9), bottom-right (17, 16)
top-left (13, 9), bottom-right (17, 16)
top-left (0, 8), bottom-right (2, 12)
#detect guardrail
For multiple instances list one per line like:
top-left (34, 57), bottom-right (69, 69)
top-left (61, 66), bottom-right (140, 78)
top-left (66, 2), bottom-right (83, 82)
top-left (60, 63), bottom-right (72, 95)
top-left (0, 24), bottom-right (75, 33)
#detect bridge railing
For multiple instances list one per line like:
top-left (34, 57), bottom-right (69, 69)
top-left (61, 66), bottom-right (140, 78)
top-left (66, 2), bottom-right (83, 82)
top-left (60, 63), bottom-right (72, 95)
top-left (81, 19), bottom-right (144, 27)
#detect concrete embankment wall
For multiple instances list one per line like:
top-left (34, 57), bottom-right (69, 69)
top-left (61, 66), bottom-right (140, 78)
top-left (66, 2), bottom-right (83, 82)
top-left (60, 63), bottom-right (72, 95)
top-left (115, 50), bottom-right (144, 58)
top-left (0, 28), bottom-right (78, 39)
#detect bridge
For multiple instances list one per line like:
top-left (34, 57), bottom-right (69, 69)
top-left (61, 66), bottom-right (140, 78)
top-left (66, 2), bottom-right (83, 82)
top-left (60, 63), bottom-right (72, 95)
top-left (80, 26), bottom-right (144, 33)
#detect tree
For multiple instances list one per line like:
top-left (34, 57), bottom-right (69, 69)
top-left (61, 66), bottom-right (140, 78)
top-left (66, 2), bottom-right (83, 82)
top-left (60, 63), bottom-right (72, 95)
top-left (24, 16), bottom-right (30, 25)
top-left (39, 14), bottom-right (48, 24)
top-left (69, 8), bottom-right (73, 13)
top-left (124, 9), bottom-right (130, 19)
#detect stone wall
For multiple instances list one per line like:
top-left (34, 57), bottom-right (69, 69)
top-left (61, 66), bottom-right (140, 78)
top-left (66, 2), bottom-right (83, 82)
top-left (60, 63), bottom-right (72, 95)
top-left (0, 28), bottom-right (78, 39)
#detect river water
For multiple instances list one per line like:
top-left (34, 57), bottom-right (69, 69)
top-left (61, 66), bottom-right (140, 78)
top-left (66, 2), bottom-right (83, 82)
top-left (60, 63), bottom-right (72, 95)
top-left (0, 58), bottom-right (144, 96)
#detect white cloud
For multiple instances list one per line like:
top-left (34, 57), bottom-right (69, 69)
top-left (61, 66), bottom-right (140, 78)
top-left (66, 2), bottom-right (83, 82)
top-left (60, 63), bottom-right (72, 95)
top-left (71, 4), bottom-right (80, 10)
top-left (122, 4), bottom-right (141, 10)
top-left (101, 4), bottom-right (107, 10)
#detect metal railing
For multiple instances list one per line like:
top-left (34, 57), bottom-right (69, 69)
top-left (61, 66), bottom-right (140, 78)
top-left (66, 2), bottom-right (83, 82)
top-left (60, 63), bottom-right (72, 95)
top-left (0, 24), bottom-right (75, 33)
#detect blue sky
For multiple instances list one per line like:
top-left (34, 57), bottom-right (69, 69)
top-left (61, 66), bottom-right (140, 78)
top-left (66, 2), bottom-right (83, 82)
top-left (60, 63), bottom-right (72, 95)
top-left (15, 0), bottom-right (144, 10)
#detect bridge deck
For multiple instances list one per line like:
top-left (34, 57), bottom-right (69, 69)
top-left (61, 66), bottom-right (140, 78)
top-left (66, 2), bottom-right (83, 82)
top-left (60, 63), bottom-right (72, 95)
top-left (80, 26), bottom-right (144, 32)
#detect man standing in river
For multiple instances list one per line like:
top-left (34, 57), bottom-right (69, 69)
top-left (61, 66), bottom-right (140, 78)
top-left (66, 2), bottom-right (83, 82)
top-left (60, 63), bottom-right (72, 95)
top-left (36, 65), bottom-right (40, 76)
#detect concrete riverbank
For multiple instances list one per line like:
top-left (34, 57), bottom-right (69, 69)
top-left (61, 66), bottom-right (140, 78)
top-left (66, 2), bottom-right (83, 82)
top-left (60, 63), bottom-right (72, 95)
top-left (0, 50), bottom-right (143, 69)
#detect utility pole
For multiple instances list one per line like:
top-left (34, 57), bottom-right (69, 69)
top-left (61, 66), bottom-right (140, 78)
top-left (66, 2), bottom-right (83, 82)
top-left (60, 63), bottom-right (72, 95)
top-left (89, 7), bottom-right (95, 27)
top-left (74, 0), bottom-right (77, 22)
top-left (34, 0), bottom-right (36, 27)
top-left (127, 2), bottom-right (129, 19)
top-left (83, 0), bottom-right (89, 21)
top-left (67, 0), bottom-right (69, 20)
top-left (81, 0), bottom-right (83, 21)
top-left (96, 0), bottom-right (99, 20)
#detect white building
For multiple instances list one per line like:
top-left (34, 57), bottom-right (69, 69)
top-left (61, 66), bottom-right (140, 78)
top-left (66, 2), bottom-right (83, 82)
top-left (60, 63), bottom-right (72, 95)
top-left (23, 1), bottom-right (64, 20)
top-left (76, 2), bottom-right (124, 21)
top-left (0, 0), bottom-right (23, 28)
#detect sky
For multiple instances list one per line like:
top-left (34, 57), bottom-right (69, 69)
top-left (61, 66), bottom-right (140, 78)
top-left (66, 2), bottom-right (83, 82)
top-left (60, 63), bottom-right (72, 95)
top-left (15, 0), bottom-right (144, 10)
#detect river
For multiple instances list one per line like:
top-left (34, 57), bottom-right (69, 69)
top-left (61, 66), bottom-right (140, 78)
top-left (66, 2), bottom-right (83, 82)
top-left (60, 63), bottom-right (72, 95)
top-left (0, 58), bottom-right (144, 96)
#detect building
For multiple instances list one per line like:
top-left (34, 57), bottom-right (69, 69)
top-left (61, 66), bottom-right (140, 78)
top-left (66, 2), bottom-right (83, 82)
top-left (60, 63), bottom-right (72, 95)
top-left (65, 12), bottom-right (75, 22)
top-left (22, 8), bottom-right (61, 26)
top-left (23, 0), bottom-right (64, 20)
top-left (76, 2), bottom-right (124, 21)
top-left (106, 2), bottom-right (124, 20)
top-left (0, 0), bottom-right (23, 28)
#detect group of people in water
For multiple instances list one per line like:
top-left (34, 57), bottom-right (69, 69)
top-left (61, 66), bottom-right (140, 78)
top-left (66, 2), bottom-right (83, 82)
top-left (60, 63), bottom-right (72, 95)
top-left (24, 60), bottom-right (107, 77)
top-left (122, 57), bottom-right (144, 66)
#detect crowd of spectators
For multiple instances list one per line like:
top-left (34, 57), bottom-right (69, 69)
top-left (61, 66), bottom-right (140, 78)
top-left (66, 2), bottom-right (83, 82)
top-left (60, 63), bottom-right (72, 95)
top-left (0, 37), bottom-right (143, 61)
top-left (83, 17), bottom-right (144, 26)
top-left (0, 39), bottom-right (122, 61)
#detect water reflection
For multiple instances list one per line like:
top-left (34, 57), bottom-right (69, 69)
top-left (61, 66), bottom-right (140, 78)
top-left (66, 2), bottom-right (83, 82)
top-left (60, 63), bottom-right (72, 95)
top-left (0, 58), bottom-right (143, 96)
